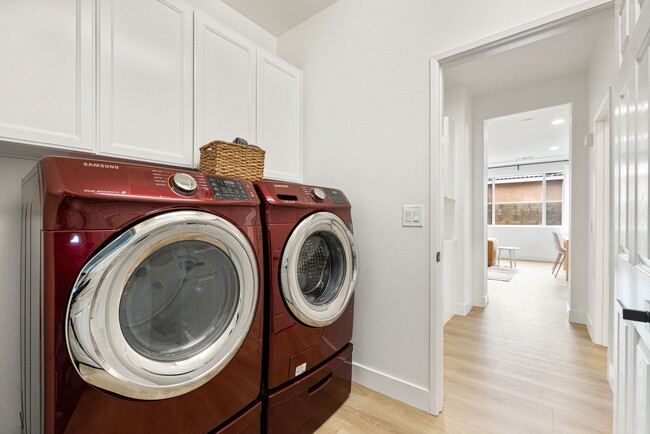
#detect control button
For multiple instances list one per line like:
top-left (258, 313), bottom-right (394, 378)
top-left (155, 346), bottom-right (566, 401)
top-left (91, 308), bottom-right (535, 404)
top-left (171, 173), bottom-right (198, 194)
top-left (311, 187), bottom-right (326, 201)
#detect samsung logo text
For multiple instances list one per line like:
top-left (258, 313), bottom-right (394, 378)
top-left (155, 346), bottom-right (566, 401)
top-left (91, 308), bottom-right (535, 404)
top-left (83, 162), bottom-right (120, 169)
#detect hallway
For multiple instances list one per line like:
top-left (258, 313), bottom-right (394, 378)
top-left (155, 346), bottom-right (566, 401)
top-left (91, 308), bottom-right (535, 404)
top-left (444, 260), bottom-right (612, 433)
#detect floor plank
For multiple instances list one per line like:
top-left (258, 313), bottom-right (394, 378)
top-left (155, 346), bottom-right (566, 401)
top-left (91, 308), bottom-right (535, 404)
top-left (317, 260), bottom-right (613, 432)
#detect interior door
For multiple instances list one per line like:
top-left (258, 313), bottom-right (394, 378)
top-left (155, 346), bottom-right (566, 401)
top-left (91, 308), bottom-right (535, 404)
top-left (613, 0), bottom-right (650, 432)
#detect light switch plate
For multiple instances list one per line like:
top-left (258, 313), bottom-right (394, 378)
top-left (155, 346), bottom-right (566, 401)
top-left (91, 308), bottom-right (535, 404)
top-left (403, 205), bottom-right (424, 227)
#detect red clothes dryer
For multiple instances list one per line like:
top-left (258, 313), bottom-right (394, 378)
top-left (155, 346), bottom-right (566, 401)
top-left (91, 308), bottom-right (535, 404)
top-left (20, 156), bottom-right (264, 434)
top-left (255, 181), bottom-right (359, 433)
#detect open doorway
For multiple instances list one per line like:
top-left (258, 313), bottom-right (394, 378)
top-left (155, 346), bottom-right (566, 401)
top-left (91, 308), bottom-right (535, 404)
top-left (431, 3), bottom-right (615, 430)
top-left (485, 105), bottom-right (571, 302)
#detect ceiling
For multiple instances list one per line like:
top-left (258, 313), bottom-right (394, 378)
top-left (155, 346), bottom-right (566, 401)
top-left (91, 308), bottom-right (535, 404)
top-left (221, 0), bottom-right (339, 36)
top-left (485, 104), bottom-right (571, 167)
top-left (444, 18), bottom-right (612, 96)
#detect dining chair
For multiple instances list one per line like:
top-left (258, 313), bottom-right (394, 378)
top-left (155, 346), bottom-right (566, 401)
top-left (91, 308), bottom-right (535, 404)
top-left (552, 232), bottom-right (566, 278)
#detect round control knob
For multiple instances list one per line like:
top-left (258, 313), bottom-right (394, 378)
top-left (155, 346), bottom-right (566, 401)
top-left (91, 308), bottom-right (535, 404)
top-left (310, 187), bottom-right (326, 201)
top-left (171, 173), bottom-right (198, 194)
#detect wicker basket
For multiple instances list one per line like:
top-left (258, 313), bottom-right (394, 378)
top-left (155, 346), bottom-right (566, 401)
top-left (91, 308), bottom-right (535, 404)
top-left (199, 140), bottom-right (265, 182)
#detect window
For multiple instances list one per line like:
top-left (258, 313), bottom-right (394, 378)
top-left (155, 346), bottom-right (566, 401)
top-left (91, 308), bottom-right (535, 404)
top-left (487, 178), bottom-right (493, 224)
top-left (545, 173), bottom-right (564, 226)
top-left (487, 172), bottom-right (563, 226)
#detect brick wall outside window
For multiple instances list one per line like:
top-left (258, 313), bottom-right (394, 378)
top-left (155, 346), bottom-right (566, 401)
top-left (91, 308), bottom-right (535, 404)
top-left (487, 175), bottom-right (563, 226)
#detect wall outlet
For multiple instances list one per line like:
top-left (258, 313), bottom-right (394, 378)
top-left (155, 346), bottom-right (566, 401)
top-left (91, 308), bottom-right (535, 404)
top-left (403, 205), bottom-right (423, 227)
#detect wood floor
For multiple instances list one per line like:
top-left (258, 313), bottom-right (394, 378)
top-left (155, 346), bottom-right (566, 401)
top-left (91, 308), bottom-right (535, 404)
top-left (317, 260), bottom-right (613, 433)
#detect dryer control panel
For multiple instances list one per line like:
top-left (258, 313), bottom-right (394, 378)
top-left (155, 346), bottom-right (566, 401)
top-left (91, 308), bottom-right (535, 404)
top-left (324, 188), bottom-right (348, 205)
top-left (255, 181), bottom-right (350, 207)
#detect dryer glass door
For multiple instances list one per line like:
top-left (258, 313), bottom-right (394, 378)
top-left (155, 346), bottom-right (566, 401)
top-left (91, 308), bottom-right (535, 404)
top-left (281, 212), bottom-right (359, 327)
top-left (118, 240), bottom-right (240, 362)
top-left (66, 211), bottom-right (258, 400)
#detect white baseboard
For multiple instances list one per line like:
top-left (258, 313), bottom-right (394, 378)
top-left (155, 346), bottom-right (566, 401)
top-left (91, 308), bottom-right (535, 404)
top-left (608, 362), bottom-right (615, 392)
top-left (474, 293), bottom-right (489, 308)
top-left (352, 362), bottom-right (430, 412)
top-left (510, 255), bottom-right (556, 262)
top-left (586, 314), bottom-right (594, 341)
top-left (453, 299), bottom-right (473, 316)
top-left (567, 303), bottom-right (587, 325)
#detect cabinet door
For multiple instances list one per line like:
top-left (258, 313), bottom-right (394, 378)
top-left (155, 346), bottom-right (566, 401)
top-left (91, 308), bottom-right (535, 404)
top-left (257, 51), bottom-right (303, 182)
top-left (98, 0), bottom-right (193, 165)
top-left (194, 11), bottom-right (256, 167)
top-left (0, 0), bottom-right (94, 151)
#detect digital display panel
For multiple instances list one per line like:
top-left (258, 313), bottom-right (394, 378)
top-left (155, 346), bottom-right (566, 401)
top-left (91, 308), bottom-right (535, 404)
top-left (324, 188), bottom-right (348, 204)
top-left (206, 176), bottom-right (249, 200)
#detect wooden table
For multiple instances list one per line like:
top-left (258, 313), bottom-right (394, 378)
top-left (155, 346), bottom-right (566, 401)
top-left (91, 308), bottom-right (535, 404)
top-left (497, 246), bottom-right (520, 268)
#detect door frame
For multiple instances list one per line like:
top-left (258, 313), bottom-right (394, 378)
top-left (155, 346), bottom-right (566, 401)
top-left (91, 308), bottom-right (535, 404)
top-left (428, 0), bottom-right (614, 415)
top-left (590, 91), bottom-right (613, 347)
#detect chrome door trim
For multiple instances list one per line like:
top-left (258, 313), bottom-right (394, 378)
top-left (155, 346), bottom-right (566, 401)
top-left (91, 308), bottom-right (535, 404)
top-left (280, 212), bottom-right (359, 327)
top-left (66, 210), bottom-right (259, 400)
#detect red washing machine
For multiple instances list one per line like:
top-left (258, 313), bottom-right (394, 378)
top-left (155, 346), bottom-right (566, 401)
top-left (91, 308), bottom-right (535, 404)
top-left (255, 181), bottom-right (359, 433)
top-left (20, 156), bottom-right (265, 434)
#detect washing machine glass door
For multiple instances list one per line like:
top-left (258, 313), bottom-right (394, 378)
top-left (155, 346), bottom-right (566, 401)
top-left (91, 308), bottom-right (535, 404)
top-left (281, 212), bottom-right (359, 327)
top-left (66, 210), bottom-right (258, 400)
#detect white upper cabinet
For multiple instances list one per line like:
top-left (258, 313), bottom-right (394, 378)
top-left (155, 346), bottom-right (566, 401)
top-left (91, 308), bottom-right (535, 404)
top-left (0, 0), bottom-right (303, 177)
top-left (98, 0), bottom-right (193, 166)
top-left (194, 11), bottom-right (257, 166)
top-left (257, 51), bottom-right (303, 182)
top-left (0, 0), bottom-right (94, 151)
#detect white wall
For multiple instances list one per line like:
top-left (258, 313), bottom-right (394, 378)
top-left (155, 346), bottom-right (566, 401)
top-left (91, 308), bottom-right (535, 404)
top-left (187, 0), bottom-right (277, 52)
top-left (488, 226), bottom-right (564, 262)
top-left (277, 0), bottom-right (607, 411)
top-left (473, 73), bottom-right (590, 324)
top-left (587, 18), bottom-right (615, 124)
top-left (0, 157), bottom-right (39, 434)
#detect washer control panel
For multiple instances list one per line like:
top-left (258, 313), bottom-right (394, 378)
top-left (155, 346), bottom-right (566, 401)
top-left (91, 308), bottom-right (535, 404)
top-left (324, 188), bottom-right (348, 205)
top-left (207, 176), bottom-right (250, 200)
top-left (170, 173), bottom-right (198, 195)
